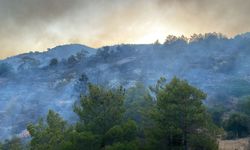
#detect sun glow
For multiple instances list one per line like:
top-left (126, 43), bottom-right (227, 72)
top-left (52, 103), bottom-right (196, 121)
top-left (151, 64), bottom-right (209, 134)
top-left (136, 23), bottom-right (184, 44)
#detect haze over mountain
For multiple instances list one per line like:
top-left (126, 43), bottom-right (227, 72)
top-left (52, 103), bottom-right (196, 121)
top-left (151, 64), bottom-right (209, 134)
top-left (1, 32), bottom-right (250, 140)
top-left (1, 0), bottom-right (250, 59)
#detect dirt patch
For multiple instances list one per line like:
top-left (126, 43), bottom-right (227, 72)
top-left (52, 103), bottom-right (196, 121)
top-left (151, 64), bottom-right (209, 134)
top-left (219, 138), bottom-right (250, 150)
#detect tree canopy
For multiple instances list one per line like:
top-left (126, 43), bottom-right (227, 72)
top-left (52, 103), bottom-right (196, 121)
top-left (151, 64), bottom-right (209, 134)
top-left (12, 78), bottom-right (221, 150)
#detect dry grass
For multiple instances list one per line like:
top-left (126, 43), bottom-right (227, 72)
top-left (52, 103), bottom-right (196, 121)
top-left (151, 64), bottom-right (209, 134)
top-left (219, 138), bottom-right (250, 150)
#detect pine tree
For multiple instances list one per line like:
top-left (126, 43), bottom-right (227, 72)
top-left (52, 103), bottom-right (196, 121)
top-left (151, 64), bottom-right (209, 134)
top-left (27, 110), bottom-right (68, 150)
top-left (146, 77), bottom-right (219, 150)
top-left (73, 84), bottom-right (138, 150)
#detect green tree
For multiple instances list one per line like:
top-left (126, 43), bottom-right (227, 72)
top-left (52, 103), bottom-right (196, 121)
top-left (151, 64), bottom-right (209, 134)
top-left (104, 120), bottom-right (137, 145)
top-left (74, 84), bottom-right (125, 135)
top-left (237, 96), bottom-right (250, 116)
top-left (146, 77), bottom-right (219, 150)
top-left (223, 112), bottom-right (250, 139)
top-left (0, 137), bottom-right (23, 150)
top-left (124, 82), bottom-right (154, 149)
top-left (73, 84), bottom-right (138, 150)
top-left (27, 110), bottom-right (68, 150)
top-left (105, 141), bottom-right (138, 150)
top-left (124, 82), bottom-right (153, 124)
top-left (208, 106), bottom-right (226, 127)
top-left (62, 131), bottom-right (101, 150)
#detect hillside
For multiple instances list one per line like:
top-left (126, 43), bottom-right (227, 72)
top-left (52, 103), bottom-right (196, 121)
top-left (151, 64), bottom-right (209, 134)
top-left (1, 33), bottom-right (250, 140)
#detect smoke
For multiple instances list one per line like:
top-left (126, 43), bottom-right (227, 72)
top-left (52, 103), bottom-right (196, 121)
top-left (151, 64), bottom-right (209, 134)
top-left (0, 0), bottom-right (250, 59)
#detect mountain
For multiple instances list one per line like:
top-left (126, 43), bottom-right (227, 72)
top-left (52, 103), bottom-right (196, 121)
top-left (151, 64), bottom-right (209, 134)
top-left (2, 44), bottom-right (96, 70)
top-left (236, 32), bottom-right (250, 39)
top-left (1, 33), bottom-right (250, 140)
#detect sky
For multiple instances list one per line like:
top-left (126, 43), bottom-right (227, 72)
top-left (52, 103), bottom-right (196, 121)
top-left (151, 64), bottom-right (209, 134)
top-left (0, 0), bottom-right (250, 59)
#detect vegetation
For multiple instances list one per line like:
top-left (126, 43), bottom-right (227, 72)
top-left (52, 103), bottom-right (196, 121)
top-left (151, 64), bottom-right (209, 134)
top-left (49, 58), bottom-right (58, 66)
top-left (1, 77), bottom-right (234, 150)
top-left (0, 137), bottom-right (23, 150)
top-left (67, 55), bottom-right (78, 65)
top-left (145, 77), bottom-right (219, 150)
top-left (27, 110), bottom-right (68, 150)
top-left (0, 63), bottom-right (12, 77)
top-left (221, 96), bottom-right (250, 139)
top-left (223, 113), bottom-right (250, 139)
top-left (202, 95), bottom-right (250, 141)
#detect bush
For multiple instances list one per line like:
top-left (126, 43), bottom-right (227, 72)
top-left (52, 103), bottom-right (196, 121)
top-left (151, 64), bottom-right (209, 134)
top-left (223, 113), bottom-right (250, 139)
top-left (0, 63), bottom-right (12, 77)
top-left (49, 58), bottom-right (58, 66)
top-left (67, 55), bottom-right (77, 65)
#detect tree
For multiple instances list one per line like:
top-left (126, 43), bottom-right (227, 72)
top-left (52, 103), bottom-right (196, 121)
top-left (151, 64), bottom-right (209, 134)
top-left (63, 131), bottom-right (101, 150)
top-left (67, 55), bottom-right (77, 65)
top-left (154, 40), bottom-right (160, 45)
top-left (124, 82), bottom-right (153, 123)
top-left (148, 77), bottom-right (167, 94)
top-left (49, 58), bottom-right (58, 66)
top-left (74, 73), bottom-right (89, 95)
top-left (76, 51), bottom-right (85, 60)
top-left (27, 110), bottom-right (68, 150)
top-left (124, 82), bottom-right (154, 148)
top-left (223, 113), bottom-right (250, 139)
top-left (237, 96), bottom-right (250, 116)
top-left (104, 120), bottom-right (138, 149)
top-left (0, 137), bottom-right (23, 150)
top-left (164, 35), bottom-right (187, 45)
top-left (208, 106), bottom-right (227, 127)
top-left (146, 77), bottom-right (219, 150)
top-left (73, 84), bottom-right (138, 150)
top-left (74, 84), bottom-right (125, 134)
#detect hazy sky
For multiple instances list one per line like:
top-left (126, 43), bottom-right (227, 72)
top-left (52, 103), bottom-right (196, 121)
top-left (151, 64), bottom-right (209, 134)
top-left (0, 0), bottom-right (250, 59)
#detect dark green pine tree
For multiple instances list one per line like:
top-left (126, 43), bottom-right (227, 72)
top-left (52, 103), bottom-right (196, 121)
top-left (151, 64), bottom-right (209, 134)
top-left (27, 110), bottom-right (68, 150)
top-left (73, 84), bottom-right (138, 150)
top-left (146, 77), bottom-right (219, 150)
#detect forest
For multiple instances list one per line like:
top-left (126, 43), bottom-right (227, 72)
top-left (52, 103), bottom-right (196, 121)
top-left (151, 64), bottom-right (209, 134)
top-left (1, 76), bottom-right (250, 150)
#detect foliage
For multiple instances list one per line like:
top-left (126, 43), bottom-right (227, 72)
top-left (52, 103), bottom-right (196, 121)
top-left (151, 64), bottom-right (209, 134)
top-left (27, 110), bottom-right (68, 150)
top-left (74, 84), bottom-right (125, 134)
top-left (223, 112), bottom-right (250, 139)
top-left (237, 96), bottom-right (250, 116)
top-left (146, 77), bottom-right (219, 150)
top-left (104, 120), bottom-right (137, 145)
top-left (74, 73), bottom-right (89, 95)
top-left (49, 58), bottom-right (58, 66)
top-left (0, 137), bottom-right (23, 150)
top-left (124, 82), bottom-right (154, 123)
top-left (105, 141), bottom-right (138, 150)
top-left (124, 82), bottom-right (155, 149)
top-left (22, 78), bottom-right (224, 150)
top-left (62, 131), bottom-right (101, 150)
top-left (67, 55), bottom-right (78, 65)
top-left (208, 106), bottom-right (227, 127)
top-left (73, 84), bottom-right (138, 150)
